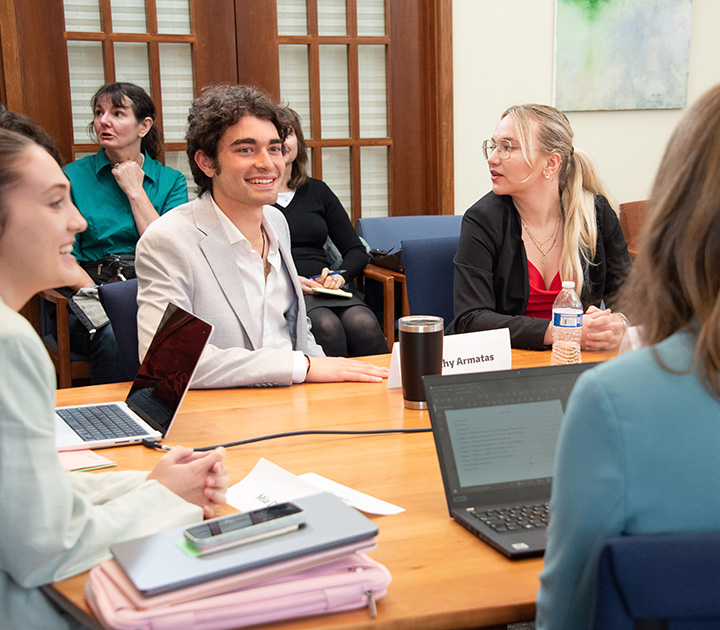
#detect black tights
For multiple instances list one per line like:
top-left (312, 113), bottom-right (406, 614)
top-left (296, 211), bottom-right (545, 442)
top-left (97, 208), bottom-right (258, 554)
top-left (308, 305), bottom-right (389, 357)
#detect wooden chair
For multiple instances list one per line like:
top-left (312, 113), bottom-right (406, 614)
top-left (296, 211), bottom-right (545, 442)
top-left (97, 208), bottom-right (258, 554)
top-left (618, 200), bottom-right (648, 258)
top-left (21, 290), bottom-right (90, 388)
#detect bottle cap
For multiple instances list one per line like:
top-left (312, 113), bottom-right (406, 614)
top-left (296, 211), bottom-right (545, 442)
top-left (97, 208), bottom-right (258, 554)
top-left (561, 281), bottom-right (575, 289)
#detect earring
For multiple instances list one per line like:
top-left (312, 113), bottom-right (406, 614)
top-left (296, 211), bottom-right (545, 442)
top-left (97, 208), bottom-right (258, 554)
top-left (543, 172), bottom-right (550, 179)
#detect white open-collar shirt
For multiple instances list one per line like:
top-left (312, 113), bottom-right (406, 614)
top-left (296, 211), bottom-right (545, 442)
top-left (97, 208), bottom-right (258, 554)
top-left (211, 197), bottom-right (307, 382)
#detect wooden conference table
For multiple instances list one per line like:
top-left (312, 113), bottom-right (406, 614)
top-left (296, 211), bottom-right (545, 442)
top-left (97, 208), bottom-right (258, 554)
top-left (51, 348), bottom-right (616, 630)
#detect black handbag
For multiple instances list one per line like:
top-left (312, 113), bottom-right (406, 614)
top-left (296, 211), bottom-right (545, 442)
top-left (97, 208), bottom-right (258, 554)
top-left (79, 254), bottom-right (136, 285)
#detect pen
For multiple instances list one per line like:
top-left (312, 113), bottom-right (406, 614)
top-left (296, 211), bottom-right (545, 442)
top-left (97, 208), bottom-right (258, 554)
top-left (310, 269), bottom-right (346, 280)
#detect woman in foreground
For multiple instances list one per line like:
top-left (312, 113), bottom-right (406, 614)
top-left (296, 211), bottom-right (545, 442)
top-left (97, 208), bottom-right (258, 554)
top-left (0, 129), bottom-right (228, 630)
top-left (536, 83), bottom-right (720, 629)
top-left (450, 103), bottom-right (630, 350)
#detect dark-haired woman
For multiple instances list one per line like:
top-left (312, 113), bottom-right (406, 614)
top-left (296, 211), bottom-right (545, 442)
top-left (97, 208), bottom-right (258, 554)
top-left (274, 107), bottom-right (387, 357)
top-left (0, 128), bottom-right (227, 630)
top-left (63, 82), bottom-right (188, 383)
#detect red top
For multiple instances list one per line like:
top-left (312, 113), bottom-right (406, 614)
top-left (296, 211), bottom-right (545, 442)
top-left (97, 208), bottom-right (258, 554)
top-left (526, 261), bottom-right (562, 320)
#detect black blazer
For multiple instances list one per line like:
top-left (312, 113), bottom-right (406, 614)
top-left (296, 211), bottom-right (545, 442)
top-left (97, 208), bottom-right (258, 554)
top-left (449, 192), bottom-right (631, 350)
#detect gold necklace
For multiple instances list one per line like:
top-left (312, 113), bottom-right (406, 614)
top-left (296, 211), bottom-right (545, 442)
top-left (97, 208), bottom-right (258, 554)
top-left (260, 225), bottom-right (271, 278)
top-left (520, 213), bottom-right (562, 264)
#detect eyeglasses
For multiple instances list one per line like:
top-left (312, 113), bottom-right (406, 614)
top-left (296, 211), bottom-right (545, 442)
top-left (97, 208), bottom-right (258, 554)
top-left (482, 139), bottom-right (520, 160)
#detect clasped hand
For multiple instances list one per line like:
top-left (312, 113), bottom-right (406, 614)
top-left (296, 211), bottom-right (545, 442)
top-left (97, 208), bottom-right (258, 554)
top-left (147, 446), bottom-right (229, 518)
top-left (111, 159), bottom-right (145, 197)
top-left (581, 305), bottom-right (627, 351)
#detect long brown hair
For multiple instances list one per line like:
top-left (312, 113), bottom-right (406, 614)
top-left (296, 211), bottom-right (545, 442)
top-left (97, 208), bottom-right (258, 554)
top-left (283, 106), bottom-right (309, 190)
top-left (503, 104), bottom-right (616, 296)
top-left (0, 129), bottom-right (35, 235)
top-left (620, 83), bottom-right (720, 395)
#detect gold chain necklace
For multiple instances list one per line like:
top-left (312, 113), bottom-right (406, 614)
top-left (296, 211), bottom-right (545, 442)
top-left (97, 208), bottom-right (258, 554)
top-left (260, 225), bottom-right (271, 278)
top-left (520, 213), bottom-right (562, 264)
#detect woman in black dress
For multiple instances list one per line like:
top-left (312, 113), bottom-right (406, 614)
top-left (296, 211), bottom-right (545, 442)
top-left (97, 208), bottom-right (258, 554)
top-left (274, 108), bottom-right (388, 357)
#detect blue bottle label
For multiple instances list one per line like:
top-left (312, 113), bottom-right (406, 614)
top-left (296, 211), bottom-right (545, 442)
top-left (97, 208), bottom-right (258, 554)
top-left (553, 311), bottom-right (583, 328)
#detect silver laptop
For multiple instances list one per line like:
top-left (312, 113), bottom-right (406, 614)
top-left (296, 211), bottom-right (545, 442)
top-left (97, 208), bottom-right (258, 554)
top-left (111, 492), bottom-right (379, 596)
top-left (424, 363), bottom-right (598, 558)
top-left (55, 303), bottom-right (212, 451)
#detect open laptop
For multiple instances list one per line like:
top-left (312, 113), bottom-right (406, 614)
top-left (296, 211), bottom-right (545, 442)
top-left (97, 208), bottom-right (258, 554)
top-left (55, 303), bottom-right (212, 451)
top-left (424, 362), bottom-right (598, 558)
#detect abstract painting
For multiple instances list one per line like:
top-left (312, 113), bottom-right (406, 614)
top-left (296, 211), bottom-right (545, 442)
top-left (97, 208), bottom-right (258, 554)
top-left (554, 0), bottom-right (692, 111)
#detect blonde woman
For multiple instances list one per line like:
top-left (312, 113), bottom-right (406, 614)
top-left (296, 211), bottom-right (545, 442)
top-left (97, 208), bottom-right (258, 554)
top-left (450, 104), bottom-right (630, 350)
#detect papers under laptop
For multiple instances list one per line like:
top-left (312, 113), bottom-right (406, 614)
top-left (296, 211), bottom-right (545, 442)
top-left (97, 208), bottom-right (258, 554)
top-left (424, 362), bottom-right (597, 558)
top-left (55, 303), bottom-right (212, 451)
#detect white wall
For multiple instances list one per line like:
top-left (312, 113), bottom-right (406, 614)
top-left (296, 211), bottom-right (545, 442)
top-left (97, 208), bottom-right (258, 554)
top-left (452, 0), bottom-right (720, 214)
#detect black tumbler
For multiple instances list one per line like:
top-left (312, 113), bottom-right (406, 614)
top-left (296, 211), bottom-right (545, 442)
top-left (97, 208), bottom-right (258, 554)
top-left (398, 316), bottom-right (444, 409)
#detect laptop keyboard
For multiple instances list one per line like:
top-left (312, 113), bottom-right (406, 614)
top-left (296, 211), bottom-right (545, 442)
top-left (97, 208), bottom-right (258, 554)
top-left (57, 404), bottom-right (151, 442)
top-left (469, 503), bottom-right (549, 533)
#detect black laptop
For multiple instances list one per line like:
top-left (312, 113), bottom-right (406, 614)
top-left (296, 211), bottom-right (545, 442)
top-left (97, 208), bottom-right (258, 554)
top-left (55, 303), bottom-right (212, 451)
top-left (424, 363), bottom-right (598, 558)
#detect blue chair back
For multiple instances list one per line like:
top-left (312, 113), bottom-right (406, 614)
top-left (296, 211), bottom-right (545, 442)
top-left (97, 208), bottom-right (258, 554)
top-left (98, 279), bottom-right (140, 380)
top-left (592, 533), bottom-right (720, 630)
top-left (356, 215), bottom-right (463, 253)
top-left (402, 236), bottom-right (458, 326)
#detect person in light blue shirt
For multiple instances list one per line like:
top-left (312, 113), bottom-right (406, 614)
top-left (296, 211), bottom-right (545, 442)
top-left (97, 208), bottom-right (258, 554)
top-left (61, 82), bottom-right (187, 384)
top-left (536, 82), bottom-right (720, 630)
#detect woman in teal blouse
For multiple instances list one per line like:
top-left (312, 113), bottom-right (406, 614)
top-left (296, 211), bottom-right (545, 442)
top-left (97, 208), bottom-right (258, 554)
top-left (65, 82), bottom-right (188, 275)
top-left (536, 83), bottom-right (720, 629)
top-left (63, 82), bottom-right (188, 384)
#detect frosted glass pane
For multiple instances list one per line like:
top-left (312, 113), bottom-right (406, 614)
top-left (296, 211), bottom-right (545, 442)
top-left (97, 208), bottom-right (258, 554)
top-left (114, 43), bottom-right (151, 93)
top-left (358, 45), bottom-right (387, 137)
top-left (357, 0), bottom-right (385, 36)
top-left (322, 148), bottom-right (352, 217)
top-left (111, 0), bottom-right (147, 33)
top-left (319, 45), bottom-right (349, 139)
top-left (63, 0), bottom-right (101, 32)
top-left (165, 151), bottom-right (196, 199)
top-left (360, 146), bottom-right (388, 218)
top-left (279, 45), bottom-right (312, 138)
top-left (357, 0), bottom-right (385, 37)
top-left (157, 0), bottom-right (191, 34)
top-left (67, 41), bottom-right (105, 143)
top-left (277, 0), bottom-right (307, 36)
top-left (158, 43), bottom-right (194, 142)
top-left (318, 0), bottom-right (346, 36)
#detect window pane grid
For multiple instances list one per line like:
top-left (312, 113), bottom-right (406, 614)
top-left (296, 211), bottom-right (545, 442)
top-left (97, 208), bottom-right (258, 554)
top-left (277, 0), bottom-right (390, 220)
top-left (64, 0), bottom-right (196, 165)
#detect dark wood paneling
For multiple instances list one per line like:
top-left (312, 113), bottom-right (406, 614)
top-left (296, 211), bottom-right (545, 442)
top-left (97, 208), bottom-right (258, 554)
top-left (389, 0), bottom-right (453, 216)
top-left (194, 0), bottom-right (238, 90)
top-left (10, 0), bottom-right (73, 162)
top-left (235, 0), bottom-right (280, 98)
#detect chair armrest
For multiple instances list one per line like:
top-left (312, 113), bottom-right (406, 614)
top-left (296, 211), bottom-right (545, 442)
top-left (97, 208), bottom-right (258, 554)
top-left (38, 288), bottom-right (69, 307)
top-left (363, 264), bottom-right (405, 282)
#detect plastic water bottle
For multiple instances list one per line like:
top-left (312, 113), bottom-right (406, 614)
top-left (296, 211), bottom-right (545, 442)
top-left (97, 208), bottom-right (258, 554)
top-left (551, 280), bottom-right (583, 365)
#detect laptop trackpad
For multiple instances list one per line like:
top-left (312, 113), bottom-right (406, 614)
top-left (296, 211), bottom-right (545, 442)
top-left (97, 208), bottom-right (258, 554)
top-left (54, 413), bottom-right (84, 447)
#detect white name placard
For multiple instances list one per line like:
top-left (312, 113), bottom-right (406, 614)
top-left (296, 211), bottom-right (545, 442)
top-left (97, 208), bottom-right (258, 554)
top-left (387, 328), bottom-right (512, 389)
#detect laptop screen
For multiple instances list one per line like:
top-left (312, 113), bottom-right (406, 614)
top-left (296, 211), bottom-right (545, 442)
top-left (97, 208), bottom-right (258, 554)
top-left (126, 303), bottom-right (212, 433)
top-left (425, 363), bottom-right (598, 507)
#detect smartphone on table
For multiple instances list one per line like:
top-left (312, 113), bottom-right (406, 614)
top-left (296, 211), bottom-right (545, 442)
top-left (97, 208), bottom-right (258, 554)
top-left (184, 502), bottom-right (306, 555)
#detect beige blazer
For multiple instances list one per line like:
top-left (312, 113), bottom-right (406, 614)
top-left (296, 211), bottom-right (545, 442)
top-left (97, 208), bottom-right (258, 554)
top-left (135, 194), bottom-right (324, 388)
